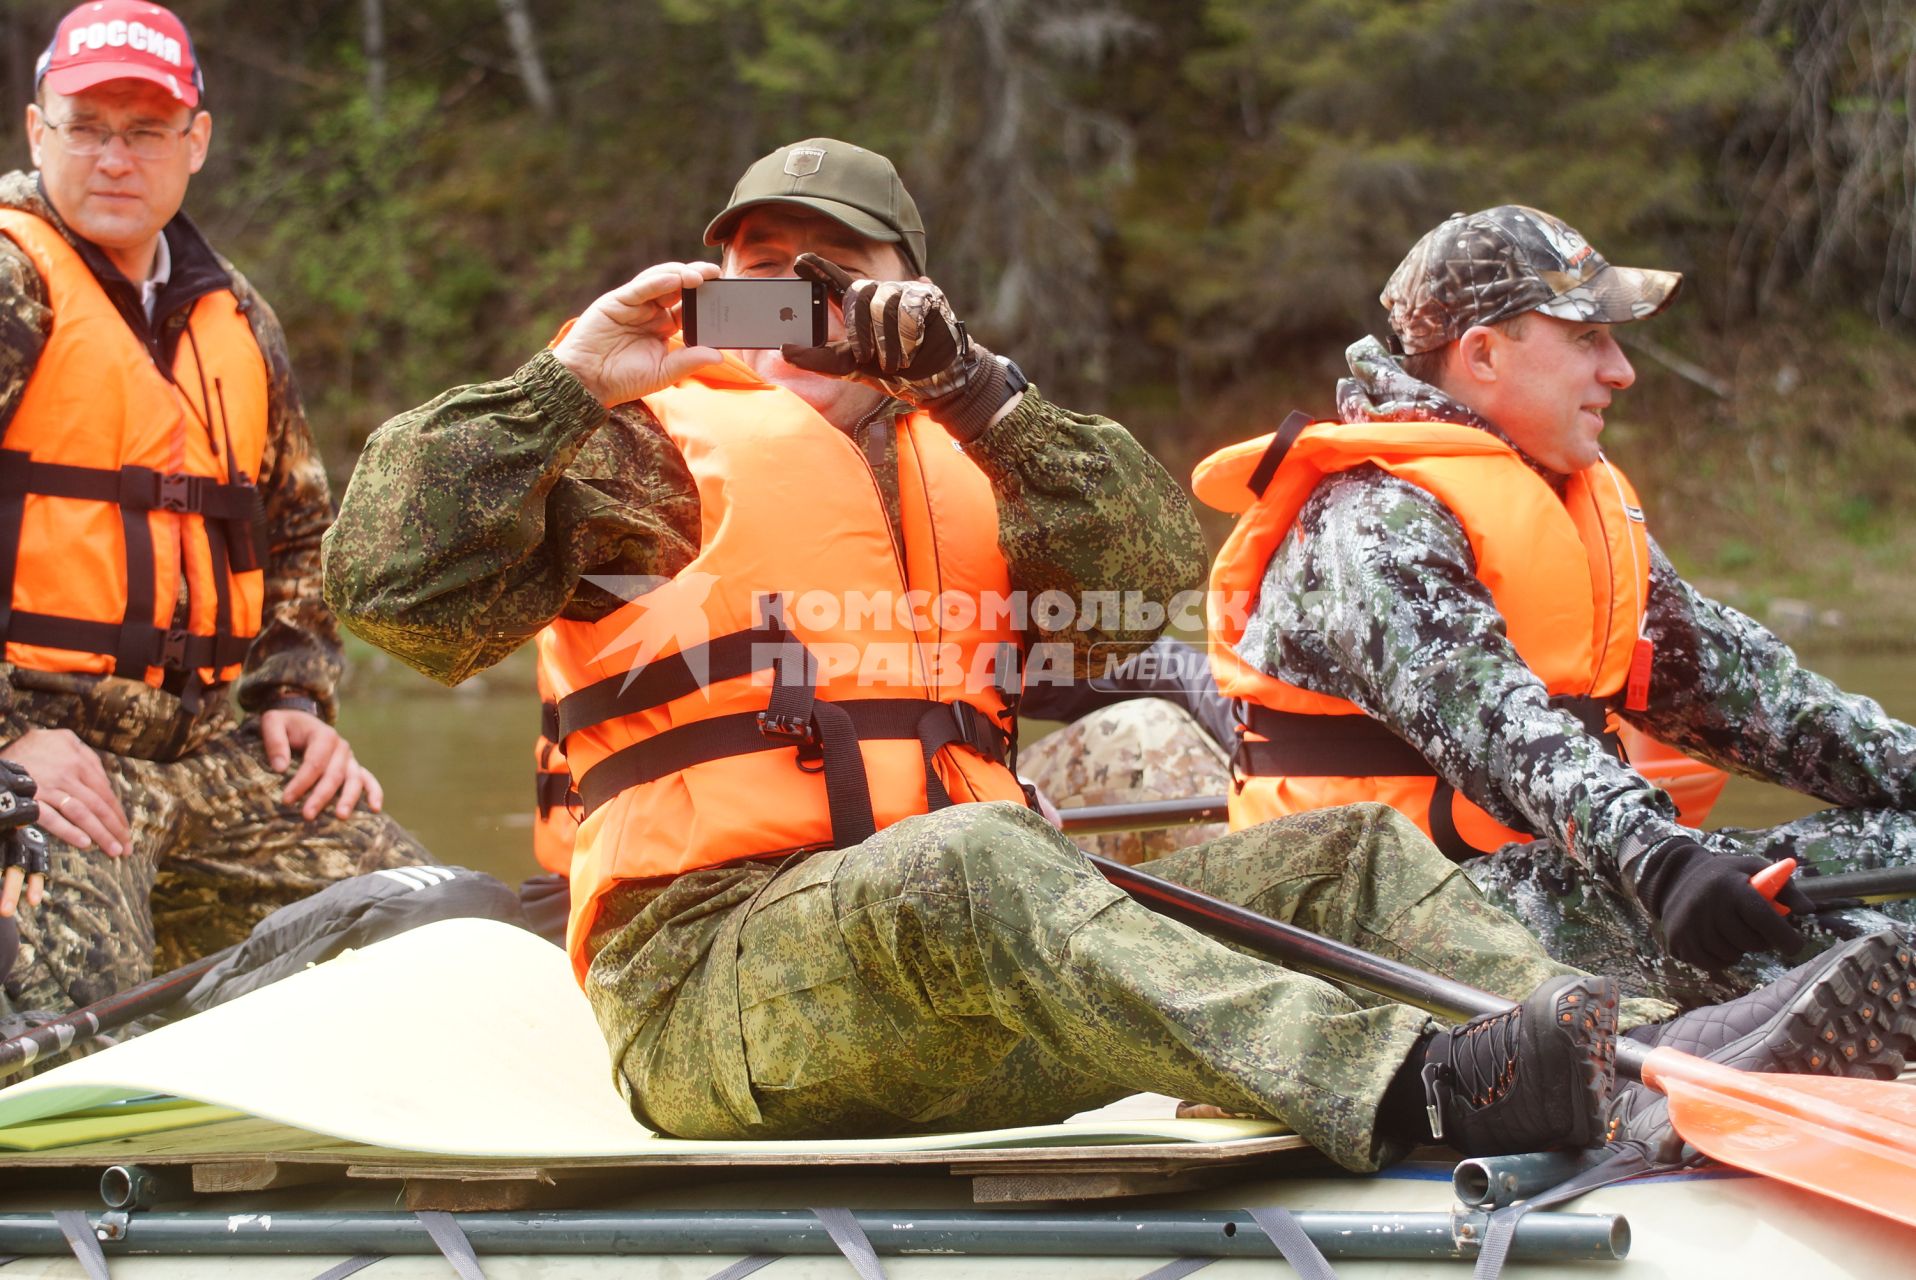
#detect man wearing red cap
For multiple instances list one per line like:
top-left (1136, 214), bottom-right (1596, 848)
top-left (0, 2), bottom-right (432, 1022)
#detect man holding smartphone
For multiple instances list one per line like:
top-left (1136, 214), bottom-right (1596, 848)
top-left (326, 139), bottom-right (1892, 1171)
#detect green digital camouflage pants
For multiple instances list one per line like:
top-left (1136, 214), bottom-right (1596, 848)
top-left (1028, 699), bottom-right (1916, 1010)
top-left (1, 706), bottom-right (432, 1015)
top-left (604, 800), bottom-right (1668, 1173)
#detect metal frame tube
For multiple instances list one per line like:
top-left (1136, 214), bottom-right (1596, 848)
top-left (1453, 1150), bottom-right (1612, 1209)
top-left (0, 1208), bottom-right (1628, 1262)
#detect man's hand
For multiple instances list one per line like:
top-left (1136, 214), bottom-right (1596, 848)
top-left (780, 253), bottom-right (975, 405)
top-left (0, 729), bottom-right (127, 857)
top-left (0, 761), bottom-right (46, 918)
top-left (552, 261), bottom-right (726, 407)
top-left (1638, 839), bottom-right (1810, 970)
top-left (261, 709), bottom-right (384, 822)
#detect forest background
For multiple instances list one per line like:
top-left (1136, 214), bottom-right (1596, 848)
top-left (4, 0), bottom-right (1914, 645)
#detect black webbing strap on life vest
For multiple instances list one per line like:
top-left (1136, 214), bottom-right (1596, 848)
top-left (554, 616), bottom-right (796, 742)
top-left (1245, 410), bottom-right (1314, 499)
top-left (1238, 696), bottom-right (1623, 862)
top-left (0, 449), bottom-right (261, 678)
top-left (576, 696), bottom-right (1010, 816)
top-left (1237, 706), bottom-right (1434, 778)
top-left (535, 766), bottom-right (572, 820)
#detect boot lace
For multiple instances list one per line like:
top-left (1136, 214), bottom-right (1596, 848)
top-left (1419, 1007), bottom-right (1522, 1141)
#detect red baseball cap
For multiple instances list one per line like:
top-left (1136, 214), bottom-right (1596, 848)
top-left (35, 3), bottom-right (204, 110)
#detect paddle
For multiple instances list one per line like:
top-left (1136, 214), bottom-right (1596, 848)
top-left (1088, 850), bottom-right (1916, 1227)
top-left (0, 945), bottom-right (232, 1082)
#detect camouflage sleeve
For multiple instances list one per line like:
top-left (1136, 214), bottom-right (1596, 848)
top-left (0, 241), bottom-right (51, 746)
top-left (1624, 541), bottom-right (1916, 807)
top-left (0, 234), bottom-right (51, 442)
top-left (224, 275), bottom-right (349, 721)
top-left (962, 385), bottom-right (1206, 676)
top-left (1241, 468), bottom-right (1684, 887)
top-left (323, 350), bottom-right (700, 685)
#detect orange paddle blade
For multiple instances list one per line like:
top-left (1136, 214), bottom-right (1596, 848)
top-left (1643, 1046), bottom-right (1916, 1226)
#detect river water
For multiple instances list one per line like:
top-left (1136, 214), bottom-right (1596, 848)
top-left (337, 646), bottom-right (1916, 888)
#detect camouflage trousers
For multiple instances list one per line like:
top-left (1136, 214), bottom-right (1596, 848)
top-left (1468, 807), bottom-right (1916, 1009)
top-left (1, 713), bottom-right (432, 1016)
top-left (1021, 696), bottom-right (1233, 864)
top-left (603, 799), bottom-right (1666, 1173)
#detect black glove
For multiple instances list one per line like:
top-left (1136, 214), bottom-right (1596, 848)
top-left (781, 253), bottom-right (1014, 441)
top-left (0, 760), bottom-right (48, 909)
top-left (1637, 838), bottom-right (1810, 970)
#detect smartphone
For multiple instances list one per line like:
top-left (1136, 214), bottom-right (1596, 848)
top-left (681, 278), bottom-right (828, 349)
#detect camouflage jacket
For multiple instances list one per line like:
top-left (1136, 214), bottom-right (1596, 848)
top-left (324, 350), bottom-right (1205, 686)
top-left (0, 171), bottom-right (346, 752)
top-left (1237, 336), bottom-right (1916, 894)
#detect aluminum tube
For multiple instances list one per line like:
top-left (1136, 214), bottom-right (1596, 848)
top-left (99, 1165), bottom-right (194, 1211)
top-left (0, 1209), bottom-right (1628, 1262)
top-left (1452, 1150), bottom-right (1613, 1209)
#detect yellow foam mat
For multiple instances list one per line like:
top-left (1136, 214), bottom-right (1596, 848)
top-left (0, 918), bottom-right (1285, 1158)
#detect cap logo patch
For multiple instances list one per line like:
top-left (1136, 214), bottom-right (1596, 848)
top-left (784, 147), bottom-right (825, 178)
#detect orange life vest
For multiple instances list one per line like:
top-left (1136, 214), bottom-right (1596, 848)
top-left (532, 628), bottom-right (579, 878)
top-left (0, 209), bottom-right (268, 690)
top-left (547, 357), bottom-right (1027, 977)
top-left (1194, 416), bottom-right (1724, 859)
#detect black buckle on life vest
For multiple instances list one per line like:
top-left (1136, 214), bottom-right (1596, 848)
top-left (756, 709), bottom-right (819, 749)
top-left (159, 628), bottom-right (191, 669)
top-left (157, 472), bottom-right (196, 513)
top-left (948, 701), bottom-right (999, 757)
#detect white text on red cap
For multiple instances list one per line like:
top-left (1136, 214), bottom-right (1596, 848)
top-left (67, 20), bottom-right (183, 69)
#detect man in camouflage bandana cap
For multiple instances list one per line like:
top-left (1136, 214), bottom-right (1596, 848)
top-left (324, 153), bottom-right (1801, 1171)
top-left (1224, 204), bottom-right (1916, 1007)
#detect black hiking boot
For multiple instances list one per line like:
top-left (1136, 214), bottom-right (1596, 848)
top-left (1606, 930), bottom-right (1916, 1161)
top-left (1420, 975), bottom-right (1619, 1155)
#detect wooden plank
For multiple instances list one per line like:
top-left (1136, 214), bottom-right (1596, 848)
top-left (967, 1168), bottom-right (1212, 1204)
top-left (190, 1159), bottom-right (336, 1194)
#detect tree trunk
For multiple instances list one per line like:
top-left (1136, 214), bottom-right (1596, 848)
top-left (495, 0), bottom-right (556, 118)
top-left (361, 0), bottom-right (386, 120)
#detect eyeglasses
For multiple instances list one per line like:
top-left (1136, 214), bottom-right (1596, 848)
top-left (41, 118), bottom-right (193, 161)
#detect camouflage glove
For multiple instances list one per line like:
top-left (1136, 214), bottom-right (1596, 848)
top-left (781, 253), bottom-right (1015, 442)
top-left (0, 760), bottom-right (47, 917)
top-left (1637, 839), bottom-right (1809, 970)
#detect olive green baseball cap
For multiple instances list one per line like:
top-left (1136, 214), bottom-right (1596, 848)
top-left (703, 138), bottom-right (927, 274)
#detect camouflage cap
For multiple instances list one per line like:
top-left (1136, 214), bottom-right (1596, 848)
top-left (1381, 206), bottom-right (1681, 355)
top-left (703, 138), bottom-right (927, 274)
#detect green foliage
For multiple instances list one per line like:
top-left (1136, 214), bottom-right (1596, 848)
top-left (2, 0), bottom-right (1913, 625)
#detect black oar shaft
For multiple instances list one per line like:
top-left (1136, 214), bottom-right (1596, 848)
top-left (1057, 796), bottom-right (1228, 835)
top-left (1091, 852), bottom-right (1658, 1080)
top-left (1801, 864), bottom-right (1916, 905)
top-left (0, 945), bottom-right (230, 1080)
top-left (1089, 853), bottom-right (1506, 1024)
